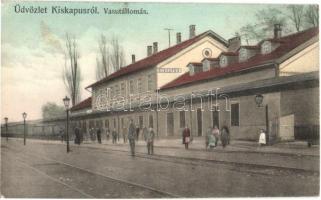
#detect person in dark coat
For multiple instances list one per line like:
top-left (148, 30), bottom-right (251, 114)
top-left (59, 127), bottom-right (64, 143)
top-left (79, 128), bottom-right (83, 144)
top-left (182, 125), bottom-right (191, 149)
top-left (220, 126), bottom-right (229, 148)
top-left (128, 119), bottom-right (136, 156)
top-left (97, 128), bottom-right (102, 144)
top-left (222, 126), bottom-right (230, 145)
top-left (74, 127), bottom-right (80, 145)
top-left (136, 125), bottom-right (140, 141)
top-left (117, 129), bottom-right (120, 141)
top-left (112, 128), bottom-right (117, 144)
top-left (142, 126), bottom-right (148, 142)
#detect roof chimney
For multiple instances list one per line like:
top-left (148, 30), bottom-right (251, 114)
top-left (189, 25), bottom-right (196, 39)
top-left (131, 54), bottom-right (135, 64)
top-left (147, 46), bottom-right (152, 56)
top-left (176, 32), bottom-right (182, 44)
top-left (274, 24), bottom-right (282, 39)
top-left (228, 36), bottom-right (241, 52)
top-left (153, 42), bottom-right (158, 54)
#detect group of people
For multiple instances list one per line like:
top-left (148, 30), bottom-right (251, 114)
top-left (127, 119), bottom-right (155, 156)
top-left (70, 121), bottom-right (269, 156)
top-left (70, 120), bottom-right (156, 156)
top-left (181, 125), bottom-right (230, 150)
top-left (206, 125), bottom-right (230, 149)
top-left (82, 125), bottom-right (147, 145)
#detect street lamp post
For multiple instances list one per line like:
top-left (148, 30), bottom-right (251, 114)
top-left (63, 96), bottom-right (71, 153)
top-left (255, 94), bottom-right (269, 145)
top-left (22, 112), bottom-right (27, 145)
top-left (4, 117), bottom-right (8, 141)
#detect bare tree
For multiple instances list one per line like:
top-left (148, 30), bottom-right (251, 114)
top-left (96, 57), bottom-right (105, 80)
top-left (238, 8), bottom-right (290, 44)
top-left (63, 33), bottom-right (81, 107)
top-left (239, 24), bottom-right (265, 45)
top-left (110, 35), bottom-right (126, 72)
top-left (287, 5), bottom-right (305, 31)
top-left (305, 5), bottom-right (319, 28)
top-left (96, 34), bottom-right (110, 80)
top-left (96, 34), bottom-right (126, 80)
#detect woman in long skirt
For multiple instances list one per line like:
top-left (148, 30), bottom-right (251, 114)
top-left (259, 129), bottom-right (266, 146)
top-left (208, 129), bottom-right (216, 149)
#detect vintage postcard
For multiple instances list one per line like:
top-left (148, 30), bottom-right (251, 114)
top-left (1, 0), bottom-right (320, 198)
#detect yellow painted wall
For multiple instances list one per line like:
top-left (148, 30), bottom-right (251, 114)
top-left (279, 41), bottom-right (319, 76)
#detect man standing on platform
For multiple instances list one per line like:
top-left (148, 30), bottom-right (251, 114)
top-left (128, 119), bottom-right (136, 156)
top-left (146, 127), bottom-right (155, 155)
top-left (97, 127), bottom-right (102, 144)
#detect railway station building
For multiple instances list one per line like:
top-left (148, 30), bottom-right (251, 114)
top-left (70, 25), bottom-right (319, 142)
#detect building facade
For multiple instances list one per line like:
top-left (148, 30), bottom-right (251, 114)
top-left (70, 25), bottom-right (319, 142)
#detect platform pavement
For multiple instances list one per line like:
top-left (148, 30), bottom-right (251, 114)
top-left (5, 137), bottom-right (319, 172)
top-left (82, 136), bottom-right (319, 156)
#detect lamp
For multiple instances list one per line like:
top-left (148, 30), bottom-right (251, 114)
top-left (63, 96), bottom-right (70, 110)
top-left (4, 117), bottom-right (8, 141)
top-left (22, 112), bottom-right (27, 145)
top-left (254, 94), bottom-right (264, 107)
top-left (62, 96), bottom-right (71, 153)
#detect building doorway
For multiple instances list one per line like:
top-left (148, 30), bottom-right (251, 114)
top-left (149, 115), bottom-right (153, 128)
top-left (197, 108), bottom-right (202, 136)
top-left (167, 113), bottom-right (174, 136)
top-left (212, 110), bottom-right (219, 128)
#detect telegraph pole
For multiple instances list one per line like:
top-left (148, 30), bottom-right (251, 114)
top-left (164, 28), bottom-right (173, 47)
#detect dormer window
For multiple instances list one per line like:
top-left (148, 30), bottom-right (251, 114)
top-left (187, 63), bottom-right (202, 76)
top-left (261, 41), bottom-right (272, 54)
top-left (220, 56), bottom-right (227, 67)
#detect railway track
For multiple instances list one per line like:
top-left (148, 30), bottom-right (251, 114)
top-left (2, 142), bottom-right (318, 198)
top-left (2, 145), bottom-right (179, 198)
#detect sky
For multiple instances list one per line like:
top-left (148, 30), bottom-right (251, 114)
top-left (1, 1), bottom-right (292, 122)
